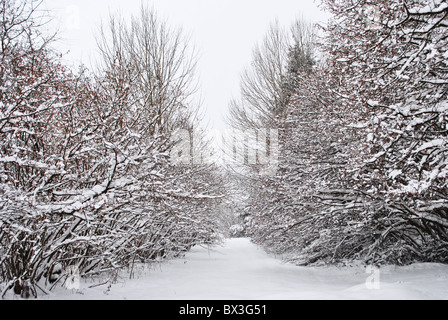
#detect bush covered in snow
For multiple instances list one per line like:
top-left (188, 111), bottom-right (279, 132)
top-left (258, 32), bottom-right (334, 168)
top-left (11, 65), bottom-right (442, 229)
top-left (0, 0), bottom-right (225, 298)
top-left (228, 0), bottom-right (448, 266)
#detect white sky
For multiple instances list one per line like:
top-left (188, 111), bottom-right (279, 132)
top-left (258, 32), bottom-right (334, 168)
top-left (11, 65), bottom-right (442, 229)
top-left (43, 0), bottom-right (329, 133)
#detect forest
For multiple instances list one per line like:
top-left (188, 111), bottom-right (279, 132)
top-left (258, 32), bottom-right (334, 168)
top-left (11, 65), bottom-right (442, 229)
top-left (0, 0), bottom-right (447, 298)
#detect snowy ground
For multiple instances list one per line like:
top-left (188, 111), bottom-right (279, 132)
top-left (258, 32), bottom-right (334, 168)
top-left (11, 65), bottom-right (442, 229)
top-left (20, 238), bottom-right (448, 300)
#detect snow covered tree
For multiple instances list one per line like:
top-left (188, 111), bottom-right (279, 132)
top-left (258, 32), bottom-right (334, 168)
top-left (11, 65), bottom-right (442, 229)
top-left (226, 19), bottom-right (339, 257)
top-left (0, 1), bottom-right (224, 298)
top-left (94, 5), bottom-right (225, 258)
top-left (0, 0), bottom-right (96, 297)
top-left (317, 0), bottom-right (448, 264)
top-left (243, 25), bottom-right (363, 261)
top-left (228, 0), bottom-right (448, 265)
top-left (255, 0), bottom-right (448, 266)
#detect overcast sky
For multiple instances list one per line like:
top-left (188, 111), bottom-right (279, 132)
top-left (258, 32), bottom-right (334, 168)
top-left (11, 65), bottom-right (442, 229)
top-left (43, 0), bottom-right (329, 133)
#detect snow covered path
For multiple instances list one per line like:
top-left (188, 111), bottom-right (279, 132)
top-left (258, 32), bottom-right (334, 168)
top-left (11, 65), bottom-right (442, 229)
top-left (46, 238), bottom-right (448, 300)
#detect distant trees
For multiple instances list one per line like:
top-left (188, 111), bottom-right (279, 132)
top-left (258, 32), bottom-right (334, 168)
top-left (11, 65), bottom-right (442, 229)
top-left (227, 18), bottom-right (331, 255)
top-left (0, 0), bottom-right (88, 297)
top-left (228, 0), bottom-right (447, 265)
top-left (0, 0), bottom-right (224, 298)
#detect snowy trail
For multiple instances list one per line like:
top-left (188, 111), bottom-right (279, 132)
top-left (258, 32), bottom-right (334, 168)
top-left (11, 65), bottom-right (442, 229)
top-left (45, 238), bottom-right (448, 300)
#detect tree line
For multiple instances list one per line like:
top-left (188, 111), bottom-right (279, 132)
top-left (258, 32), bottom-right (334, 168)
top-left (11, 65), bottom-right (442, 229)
top-left (228, 0), bottom-right (447, 266)
top-left (0, 0), bottom-right (225, 298)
